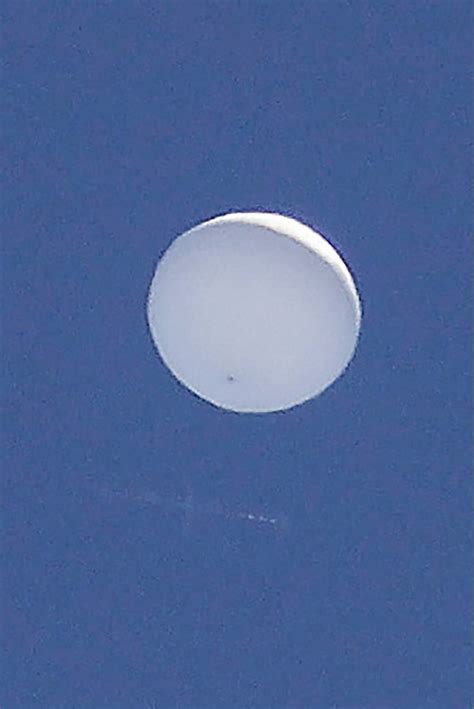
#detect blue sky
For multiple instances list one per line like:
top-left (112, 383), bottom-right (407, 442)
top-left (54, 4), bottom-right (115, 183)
top-left (3, 2), bottom-right (472, 707)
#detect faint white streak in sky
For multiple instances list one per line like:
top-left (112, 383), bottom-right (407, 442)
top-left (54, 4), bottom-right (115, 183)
top-left (94, 484), bottom-right (289, 536)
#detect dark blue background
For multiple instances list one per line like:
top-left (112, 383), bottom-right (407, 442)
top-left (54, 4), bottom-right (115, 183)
top-left (3, 2), bottom-right (472, 707)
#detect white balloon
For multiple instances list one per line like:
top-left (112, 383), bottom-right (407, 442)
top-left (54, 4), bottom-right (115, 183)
top-left (147, 212), bottom-right (361, 413)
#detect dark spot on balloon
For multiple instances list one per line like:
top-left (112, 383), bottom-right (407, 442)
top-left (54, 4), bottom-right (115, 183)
top-left (227, 375), bottom-right (235, 382)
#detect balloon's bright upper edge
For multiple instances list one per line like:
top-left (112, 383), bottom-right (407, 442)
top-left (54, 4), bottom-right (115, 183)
top-left (182, 212), bottom-right (362, 329)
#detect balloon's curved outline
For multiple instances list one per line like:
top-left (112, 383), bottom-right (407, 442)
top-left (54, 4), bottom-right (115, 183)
top-left (147, 212), bottom-right (362, 413)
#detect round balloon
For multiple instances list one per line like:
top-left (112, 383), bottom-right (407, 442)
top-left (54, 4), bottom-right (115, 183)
top-left (147, 212), bottom-right (361, 413)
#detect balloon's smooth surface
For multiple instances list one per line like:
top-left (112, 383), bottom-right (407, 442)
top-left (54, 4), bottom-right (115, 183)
top-left (147, 212), bottom-right (361, 413)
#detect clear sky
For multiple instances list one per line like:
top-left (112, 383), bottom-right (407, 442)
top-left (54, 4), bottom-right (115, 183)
top-left (3, 2), bottom-right (472, 707)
